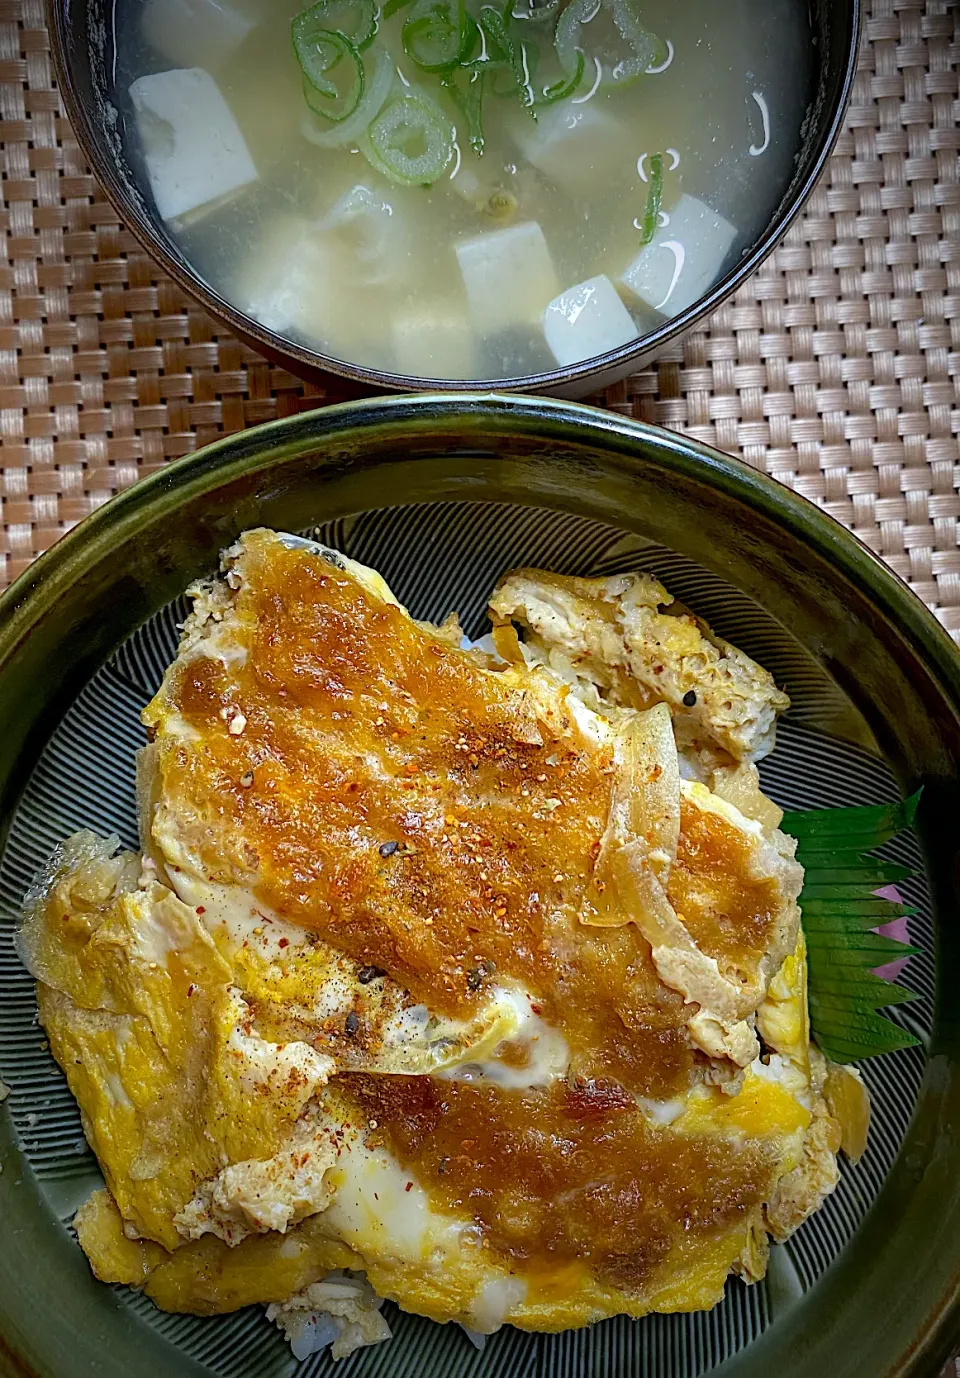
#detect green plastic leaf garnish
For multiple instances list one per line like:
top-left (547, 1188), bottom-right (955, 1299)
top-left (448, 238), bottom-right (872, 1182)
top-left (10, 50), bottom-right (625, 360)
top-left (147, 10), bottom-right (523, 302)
top-left (783, 789), bottom-right (923, 1064)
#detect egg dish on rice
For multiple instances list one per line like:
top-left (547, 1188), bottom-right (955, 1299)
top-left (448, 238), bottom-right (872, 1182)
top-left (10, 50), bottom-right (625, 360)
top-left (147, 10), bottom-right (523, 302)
top-left (17, 529), bottom-right (870, 1360)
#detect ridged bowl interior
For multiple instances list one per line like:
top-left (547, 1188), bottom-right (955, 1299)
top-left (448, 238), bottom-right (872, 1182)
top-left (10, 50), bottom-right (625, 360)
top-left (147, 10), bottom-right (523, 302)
top-left (0, 498), bottom-right (933, 1378)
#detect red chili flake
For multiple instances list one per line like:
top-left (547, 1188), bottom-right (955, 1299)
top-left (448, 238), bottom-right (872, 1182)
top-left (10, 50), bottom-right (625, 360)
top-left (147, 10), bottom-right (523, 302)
top-left (187, 984), bottom-right (197, 997)
top-left (195, 906), bottom-right (206, 914)
top-left (529, 1003), bottom-right (542, 1015)
top-left (278, 937), bottom-right (289, 949)
top-left (404, 1181), bottom-right (413, 1192)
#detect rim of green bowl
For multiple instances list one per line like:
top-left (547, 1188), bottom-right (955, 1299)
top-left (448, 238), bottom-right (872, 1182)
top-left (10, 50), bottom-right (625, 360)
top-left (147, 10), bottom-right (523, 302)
top-left (1, 391), bottom-right (957, 700)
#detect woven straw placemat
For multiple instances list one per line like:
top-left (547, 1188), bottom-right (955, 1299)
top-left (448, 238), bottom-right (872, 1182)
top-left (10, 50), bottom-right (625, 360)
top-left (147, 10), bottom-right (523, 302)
top-left (0, 0), bottom-right (957, 639)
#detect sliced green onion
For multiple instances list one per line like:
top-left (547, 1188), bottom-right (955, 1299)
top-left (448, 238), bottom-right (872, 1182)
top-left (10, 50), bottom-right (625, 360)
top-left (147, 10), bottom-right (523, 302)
top-left (609, 0), bottom-right (665, 78)
top-left (556, 0), bottom-right (663, 89)
top-left (359, 88), bottom-right (456, 184)
top-left (402, 0), bottom-right (475, 72)
top-left (442, 66), bottom-right (485, 153)
top-left (299, 30), bottom-right (366, 120)
top-left (534, 44), bottom-right (584, 105)
top-left (477, 2), bottom-right (512, 60)
top-left (511, 0), bottom-right (562, 23)
top-left (477, 3), bottom-right (534, 106)
top-left (383, 0), bottom-right (413, 14)
top-left (293, 0), bottom-right (379, 55)
top-left (638, 150), bottom-right (663, 245)
top-left (302, 47), bottom-right (394, 146)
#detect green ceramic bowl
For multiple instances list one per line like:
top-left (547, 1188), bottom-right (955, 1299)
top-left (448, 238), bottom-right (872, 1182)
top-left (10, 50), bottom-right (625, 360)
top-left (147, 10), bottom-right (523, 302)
top-left (1, 394), bottom-right (959, 1378)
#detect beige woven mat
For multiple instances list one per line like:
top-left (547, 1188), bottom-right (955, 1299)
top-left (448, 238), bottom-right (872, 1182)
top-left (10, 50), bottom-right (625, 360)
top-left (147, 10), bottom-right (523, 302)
top-left (0, 0), bottom-right (958, 639)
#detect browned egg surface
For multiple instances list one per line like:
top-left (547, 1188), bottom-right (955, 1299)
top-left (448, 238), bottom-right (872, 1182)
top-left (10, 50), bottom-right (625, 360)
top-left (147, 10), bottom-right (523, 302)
top-left (343, 1074), bottom-right (779, 1287)
top-left (670, 800), bottom-right (781, 983)
top-left (153, 538), bottom-right (780, 1100)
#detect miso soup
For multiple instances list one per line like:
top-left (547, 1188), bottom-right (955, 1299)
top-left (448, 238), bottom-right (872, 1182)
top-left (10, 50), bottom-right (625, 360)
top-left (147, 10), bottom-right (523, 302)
top-left (117, 0), bottom-right (813, 380)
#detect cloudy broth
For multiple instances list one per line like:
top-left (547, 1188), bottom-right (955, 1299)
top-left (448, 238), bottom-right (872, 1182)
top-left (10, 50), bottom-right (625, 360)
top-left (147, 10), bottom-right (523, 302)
top-left (117, 0), bottom-right (813, 381)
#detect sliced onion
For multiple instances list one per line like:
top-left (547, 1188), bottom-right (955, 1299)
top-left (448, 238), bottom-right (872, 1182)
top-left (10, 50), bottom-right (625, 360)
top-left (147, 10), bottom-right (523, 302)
top-left (301, 47), bottom-right (394, 147)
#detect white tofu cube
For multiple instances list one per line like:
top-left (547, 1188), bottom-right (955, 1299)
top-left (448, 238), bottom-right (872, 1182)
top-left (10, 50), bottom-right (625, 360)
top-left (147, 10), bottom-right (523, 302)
top-left (316, 185), bottom-right (412, 286)
top-left (456, 221), bottom-right (558, 336)
top-left (619, 194), bottom-right (739, 317)
top-left (392, 312), bottom-right (477, 380)
top-left (235, 218), bottom-right (337, 338)
top-left (542, 274), bottom-right (639, 367)
top-left (235, 216), bottom-right (391, 366)
top-left (142, 0), bottom-right (256, 72)
top-left (507, 103), bottom-right (623, 197)
top-left (129, 68), bottom-right (258, 223)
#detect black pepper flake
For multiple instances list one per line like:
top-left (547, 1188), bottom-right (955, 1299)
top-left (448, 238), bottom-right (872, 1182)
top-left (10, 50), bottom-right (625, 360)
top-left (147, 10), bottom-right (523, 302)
top-left (345, 1012), bottom-right (360, 1036)
top-left (357, 965), bottom-right (385, 985)
top-left (682, 690), bottom-right (698, 707)
top-left (379, 840), bottom-right (399, 857)
top-left (438, 1156), bottom-right (449, 1175)
top-left (466, 967), bottom-right (485, 991)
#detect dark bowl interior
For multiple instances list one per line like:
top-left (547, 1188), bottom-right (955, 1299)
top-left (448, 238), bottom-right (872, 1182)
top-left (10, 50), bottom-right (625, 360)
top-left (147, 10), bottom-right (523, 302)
top-left (1, 394), bottom-right (959, 1378)
top-left (48, 0), bottom-right (860, 395)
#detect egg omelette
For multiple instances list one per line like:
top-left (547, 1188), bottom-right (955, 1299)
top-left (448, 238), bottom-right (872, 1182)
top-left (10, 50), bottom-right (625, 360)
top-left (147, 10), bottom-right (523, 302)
top-left (18, 529), bottom-right (869, 1358)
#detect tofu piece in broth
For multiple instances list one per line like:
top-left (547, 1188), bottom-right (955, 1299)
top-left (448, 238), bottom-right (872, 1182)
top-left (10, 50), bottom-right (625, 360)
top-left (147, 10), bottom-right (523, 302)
top-left (315, 185), bottom-right (413, 287)
top-left (141, 0), bottom-right (257, 72)
top-left (129, 68), bottom-right (258, 224)
top-left (235, 216), bottom-right (394, 367)
top-left (619, 193), bottom-right (739, 317)
top-left (456, 221), bottom-right (559, 336)
top-left (234, 217), bottom-right (332, 338)
top-left (506, 102), bottom-right (623, 198)
top-left (392, 312), bottom-right (477, 381)
top-left (543, 274), bottom-right (639, 367)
